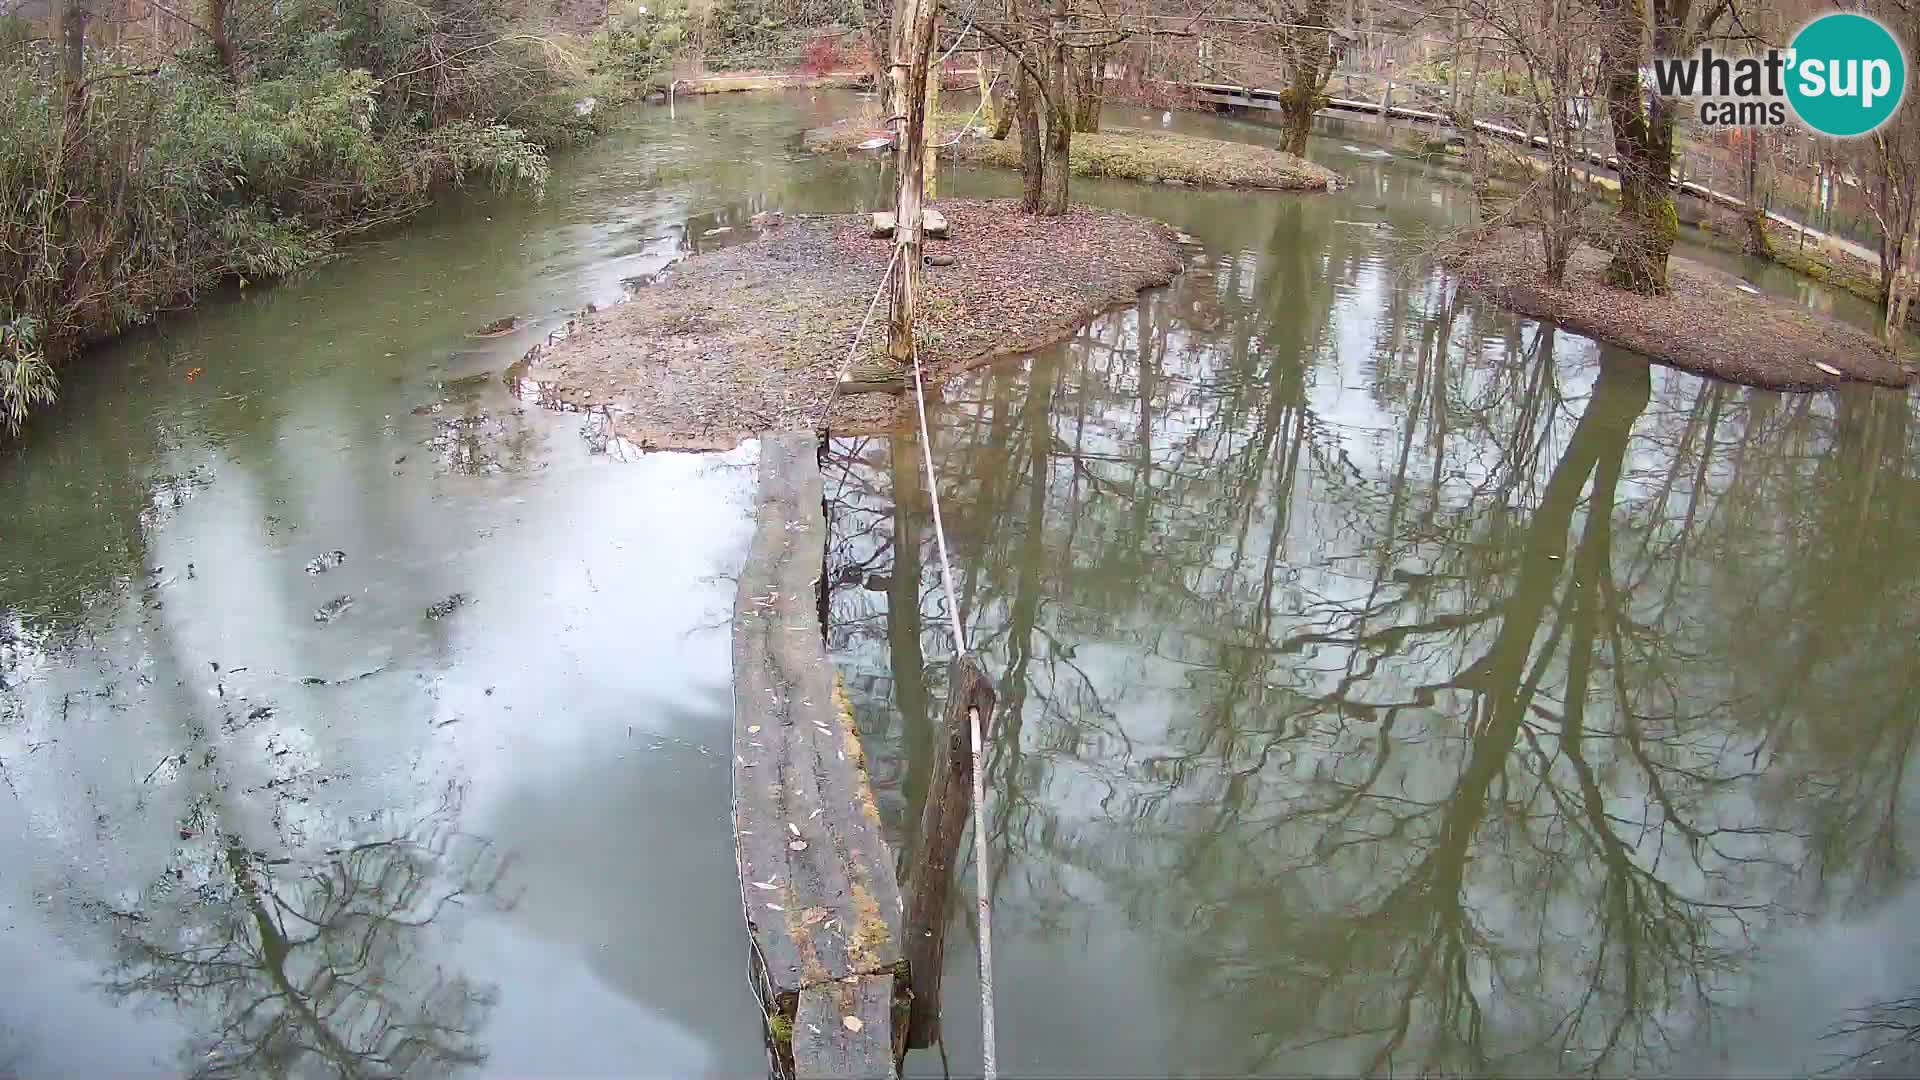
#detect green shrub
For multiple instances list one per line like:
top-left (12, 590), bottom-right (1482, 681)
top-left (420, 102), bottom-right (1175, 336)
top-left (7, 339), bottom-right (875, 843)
top-left (0, 1), bottom-right (577, 437)
top-left (0, 314), bottom-right (55, 432)
top-left (593, 0), bottom-right (695, 92)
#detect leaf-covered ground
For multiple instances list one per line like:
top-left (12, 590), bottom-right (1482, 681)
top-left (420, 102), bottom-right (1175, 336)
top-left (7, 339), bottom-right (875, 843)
top-left (1451, 230), bottom-right (1917, 391)
top-left (508, 199), bottom-right (1183, 450)
top-left (803, 116), bottom-right (1340, 191)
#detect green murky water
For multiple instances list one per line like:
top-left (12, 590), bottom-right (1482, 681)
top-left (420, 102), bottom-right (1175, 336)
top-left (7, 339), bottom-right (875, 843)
top-left (832, 112), bottom-right (1920, 1076)
top-left (1, 92), bottom-right (1915, 1076)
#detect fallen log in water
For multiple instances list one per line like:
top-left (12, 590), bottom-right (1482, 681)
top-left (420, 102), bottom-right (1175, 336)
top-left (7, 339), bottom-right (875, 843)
top-left (902, 656), bottom-right (997, 1050)
top-left (732, 432), bottom-right (906, 1078)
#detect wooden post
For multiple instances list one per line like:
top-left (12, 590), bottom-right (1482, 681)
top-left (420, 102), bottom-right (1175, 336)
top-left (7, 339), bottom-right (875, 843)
top-left (887, 0), bottom-right (939, 364)
top-left (902, 655), bottom-right (997, 1051)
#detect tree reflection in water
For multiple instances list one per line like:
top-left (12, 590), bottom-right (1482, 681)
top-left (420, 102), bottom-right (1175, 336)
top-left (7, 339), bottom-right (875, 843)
top-left (1824, 993), bottom-right (1920, 1077)
top-left (100, 783), bottom-right (511, 1079)
top-left (825, 251), bottom-right (1920, 1074)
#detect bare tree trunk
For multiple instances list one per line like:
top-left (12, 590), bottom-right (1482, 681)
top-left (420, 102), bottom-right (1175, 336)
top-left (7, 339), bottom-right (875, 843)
top-left (208, 0), bottom-right (239, 82)
top-left (1040, 112), bottom-right (1069, 214)
top-left (1009, 0), bottom-right (1044, 212)
top-left (1015, 63), bottom-right (1043, 210)
top-left (1072, 45), bottom-right (1104, 132)
top-left (53, 0), bottom-right (87, 114)
top-left (1534, 0), bottom-right (1582, 285)
top-left (1742, 130), bottom-right (1771, 257)
top-left (1874, 163), bottom-right (1913, 304)
top-left (1887, 212), bottom-right (1920, 336)
top-left (863, 0), bottom-right (895, 118)
top-left (886, 0), bottom-right (939, 363)
top-left (1597, 0), bottom-right (1676, 294)
top-left (1464, 46), bottom-right (1493, 225)
top-left (1038, 2), bottom-right (1071, 216)
top-left (1279, 0), bottom-right (1334, 156)
top-left (980, 54), bottom-right (1013, 139)
top-left (1448, 4), bottom-right (1464, 117)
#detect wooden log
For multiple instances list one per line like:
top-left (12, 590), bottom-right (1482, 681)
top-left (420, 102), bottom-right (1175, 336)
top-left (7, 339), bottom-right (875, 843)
top-left (734, 433), bottom-right (906, 1079)
top-left (902, 655), bottom-right (998, 1050)
top-left (840, 360), bottom-right (908, 395)
top-left (794, 974), bottom-right (898, 1079)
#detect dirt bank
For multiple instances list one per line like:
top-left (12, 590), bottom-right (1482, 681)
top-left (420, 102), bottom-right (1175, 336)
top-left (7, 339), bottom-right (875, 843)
top-left (508, 200), bottom-right (1183, 450)
top-left (669, 69), bottom-right (977, 95)
top-left (803, 116), bottom-right (1340, 191)
top-left (1450, 230), bottom-right (1916, 391)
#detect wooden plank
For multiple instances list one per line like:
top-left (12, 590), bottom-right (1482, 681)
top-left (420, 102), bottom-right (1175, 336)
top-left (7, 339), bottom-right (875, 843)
top-left (734, 432), bottom-right (905, 1078)
top-left (793, 975), bottom-right (899, 1080)
top-left (902, 657), bottom-right (997, 1050)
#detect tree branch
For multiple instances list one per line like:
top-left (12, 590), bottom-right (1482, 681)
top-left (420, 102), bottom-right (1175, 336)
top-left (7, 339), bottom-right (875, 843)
top-left (970, 18), bottom-right (1057, 112)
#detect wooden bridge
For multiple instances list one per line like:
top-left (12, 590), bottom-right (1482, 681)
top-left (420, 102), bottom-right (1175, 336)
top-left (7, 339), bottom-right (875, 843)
top-left (731, 433), bottom-right (992, 1079)
top-left (731, 434), bottom-right (905, 1078)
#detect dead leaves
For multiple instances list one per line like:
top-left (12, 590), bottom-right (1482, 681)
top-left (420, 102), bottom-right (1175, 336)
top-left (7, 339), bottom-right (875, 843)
top-left (517, 202), bottom-right (1185, 443)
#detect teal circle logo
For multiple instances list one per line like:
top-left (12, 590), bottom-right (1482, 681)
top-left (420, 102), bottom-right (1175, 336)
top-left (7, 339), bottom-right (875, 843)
top-left (1787, 13), bottom-right (1906, 137)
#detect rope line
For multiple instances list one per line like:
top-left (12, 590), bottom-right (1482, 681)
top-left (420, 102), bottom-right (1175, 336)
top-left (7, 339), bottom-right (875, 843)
top-left (908, 339), bottom-right (998, 1080)
top-left (824, 245), bottom-right (905, 419)
top-left (823, 154), bottom-right (997, 1078)
top-left (934, 73), bottom-right (1000, 148)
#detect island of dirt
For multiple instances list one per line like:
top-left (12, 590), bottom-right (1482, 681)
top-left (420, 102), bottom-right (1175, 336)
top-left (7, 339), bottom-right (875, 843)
top-left (803, 116), bottom-right (1340, 191)
top-left (1451, 230), bottom-right (1917, 391)
top-left (507, 200), bottom-right (1183, 450)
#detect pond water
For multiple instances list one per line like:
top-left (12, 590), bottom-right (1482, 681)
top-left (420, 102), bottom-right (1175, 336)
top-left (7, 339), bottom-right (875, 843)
top-left (1, 92), bottom-right (1915, 1077)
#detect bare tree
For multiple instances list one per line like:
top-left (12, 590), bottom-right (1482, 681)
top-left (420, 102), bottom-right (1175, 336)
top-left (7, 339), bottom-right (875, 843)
top-left (969, 0), bottom-right (1172, 214)
top-left (1455, 0), bottom-right (1598, 282)
top-left (861, 0), bottom-right (893, 114)
top-left (1593, 0), bottom-right (1737, 294)
top-left (1070, 39), bottom-right (1103, 131)
top-left (1860, 2), bottom-right (1920, 333)
top-left (1742, 129), bottom-right (1772, 256)
top-left (1265, 0), bottom-right (1339, 155)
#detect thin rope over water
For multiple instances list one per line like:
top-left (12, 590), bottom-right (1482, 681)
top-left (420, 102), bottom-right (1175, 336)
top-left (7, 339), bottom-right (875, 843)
top-left (829, 198), bottom-right (998, 1079)
top-left (933, 74), bottom-right (999, 149)
top-left (908, 341), bottom-right (999, 1080)
top-left (824, 245), bottom-right (905, 418)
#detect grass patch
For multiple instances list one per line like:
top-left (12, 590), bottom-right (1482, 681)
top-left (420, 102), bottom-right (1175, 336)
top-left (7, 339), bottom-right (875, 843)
top-left (1761, 223), bottom-right (1887, 303)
